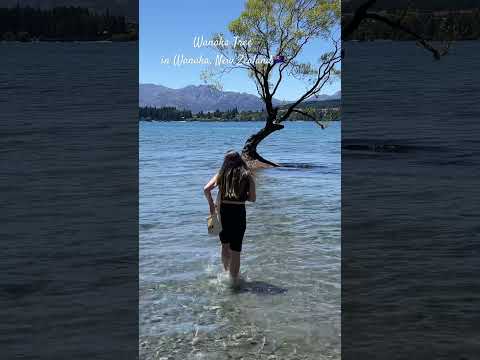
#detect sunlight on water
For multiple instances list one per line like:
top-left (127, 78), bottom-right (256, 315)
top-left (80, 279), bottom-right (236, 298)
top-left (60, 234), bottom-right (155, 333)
top-left (140, 121), bottom-right (340, 359)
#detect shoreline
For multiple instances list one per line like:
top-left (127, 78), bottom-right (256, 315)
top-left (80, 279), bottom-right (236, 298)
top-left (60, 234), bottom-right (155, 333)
top-left (139, 119), bottom-right (341, 123)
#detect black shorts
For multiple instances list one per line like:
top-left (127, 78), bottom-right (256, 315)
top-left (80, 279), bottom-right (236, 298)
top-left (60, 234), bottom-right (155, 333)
top-left (219, 203), bottom-right (246, 252)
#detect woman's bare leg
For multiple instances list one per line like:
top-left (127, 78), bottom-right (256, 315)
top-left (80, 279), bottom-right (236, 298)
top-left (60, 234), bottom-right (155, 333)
top-left (229, 250), bottom-right (241, 285)
top-left (221, 243), bottom-right (231, 271)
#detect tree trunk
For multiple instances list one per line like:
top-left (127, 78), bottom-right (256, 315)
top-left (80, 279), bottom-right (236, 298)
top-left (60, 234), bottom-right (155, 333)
top-left (242, 121), bottom-right (284, 168)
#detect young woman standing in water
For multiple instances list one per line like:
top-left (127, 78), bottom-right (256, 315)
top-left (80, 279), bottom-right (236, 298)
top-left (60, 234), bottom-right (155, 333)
top-left (203, 150), bottom-right (256, 286)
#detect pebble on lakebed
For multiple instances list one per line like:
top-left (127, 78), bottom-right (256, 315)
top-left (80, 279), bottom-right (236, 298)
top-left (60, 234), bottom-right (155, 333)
top-left (139, 329), bottom-right (334, 360)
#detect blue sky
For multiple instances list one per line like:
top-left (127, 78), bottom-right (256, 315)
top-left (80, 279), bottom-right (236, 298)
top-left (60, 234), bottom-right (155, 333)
top-left (140, 0), bottom-right (340, 101)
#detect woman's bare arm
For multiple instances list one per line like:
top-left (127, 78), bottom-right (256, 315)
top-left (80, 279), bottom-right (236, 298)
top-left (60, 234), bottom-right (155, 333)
top-left (247, 175), bottom-right (256, 202)
top-left (203, 174), bottom-right (218, 214)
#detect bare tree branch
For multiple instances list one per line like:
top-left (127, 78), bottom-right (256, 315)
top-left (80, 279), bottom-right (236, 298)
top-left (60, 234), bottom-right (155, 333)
top-left (278, 41), bottom-right (341, 123)
top-left (291, 109), bottom-right (325, 129)
top-left (343, 0), bottom-right (450, 60)
top-left (365, 13), bottom-right (446, 60)
top-left (342, 0), bottom-right (377, 41)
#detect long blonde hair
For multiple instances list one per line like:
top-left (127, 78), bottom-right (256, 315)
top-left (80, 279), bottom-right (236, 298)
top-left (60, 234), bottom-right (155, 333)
top-left (217, 150), bottom-right (250, 201)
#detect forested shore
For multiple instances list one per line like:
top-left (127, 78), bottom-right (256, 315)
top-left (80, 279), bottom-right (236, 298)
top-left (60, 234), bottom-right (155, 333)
top-left (139, 105), bottom-right (341, 122)
top-left (0, 6), bottom-right (137, 42)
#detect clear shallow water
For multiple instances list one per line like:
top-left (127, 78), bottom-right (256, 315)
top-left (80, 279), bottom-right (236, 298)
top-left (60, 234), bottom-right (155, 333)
top-left (140, 121), bottom-right (340, 359)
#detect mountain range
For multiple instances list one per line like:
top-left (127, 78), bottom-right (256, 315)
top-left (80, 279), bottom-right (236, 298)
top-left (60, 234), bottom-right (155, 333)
top-left (139, 84), bottom-right (340, 113)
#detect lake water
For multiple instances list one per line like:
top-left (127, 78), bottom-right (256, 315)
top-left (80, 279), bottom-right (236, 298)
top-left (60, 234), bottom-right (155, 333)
top-left (342, 41), bottom-right (480, 358)
top-left (3, 39), bottom-right (479, 360)
top-left (140, 121), bottom-right (340, 359)
top-left (1, 42), bottom-right (139, 358)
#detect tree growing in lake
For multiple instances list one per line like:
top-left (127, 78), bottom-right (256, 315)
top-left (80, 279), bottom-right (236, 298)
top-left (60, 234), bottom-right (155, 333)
top-left (206, 0), bottom-right (341, 167)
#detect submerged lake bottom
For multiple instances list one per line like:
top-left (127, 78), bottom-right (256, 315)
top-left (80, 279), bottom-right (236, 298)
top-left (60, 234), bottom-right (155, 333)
top-left (140, 121), bottom-right (340, 359)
